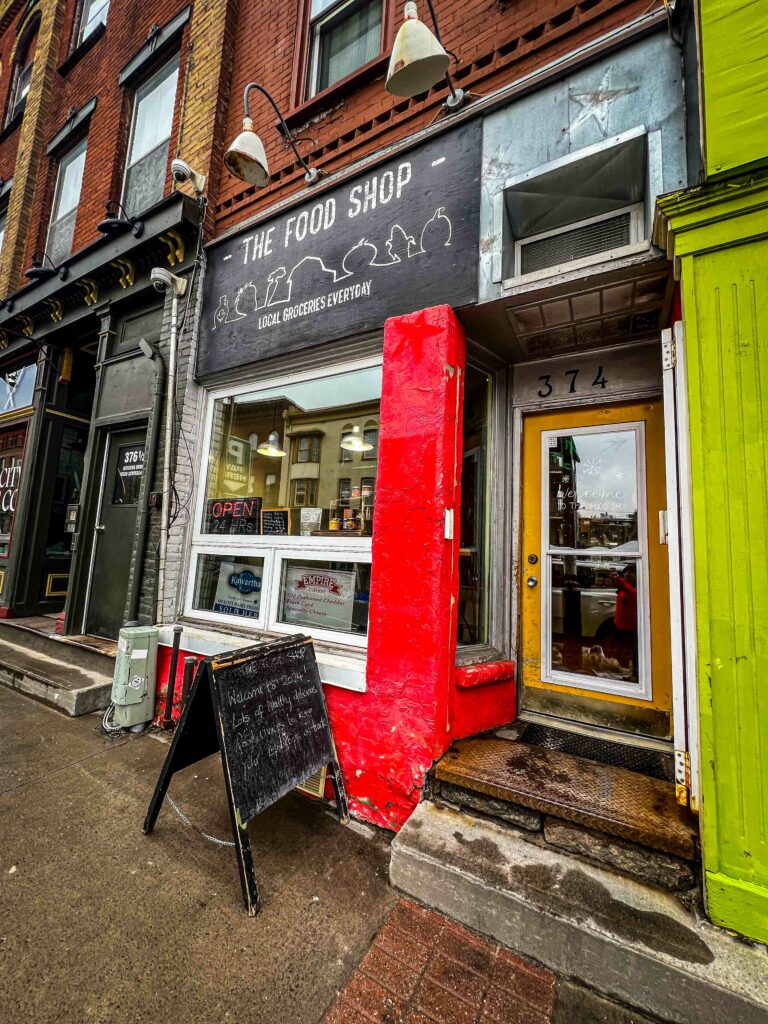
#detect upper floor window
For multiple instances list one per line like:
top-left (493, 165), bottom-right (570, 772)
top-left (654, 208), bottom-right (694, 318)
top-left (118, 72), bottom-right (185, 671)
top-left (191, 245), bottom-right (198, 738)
top-left (293, 434), bottom-right (321, 464)
top-left (7, 24), bottom-right (38, 125)
top-left (78, 0), bottom-right (109, 46)
top-left (307, 0), bottom-right (383, 98)
top-left (47, 138), bottom-right (87, 266)
top-left (122, 57), bottom-right (179, 217)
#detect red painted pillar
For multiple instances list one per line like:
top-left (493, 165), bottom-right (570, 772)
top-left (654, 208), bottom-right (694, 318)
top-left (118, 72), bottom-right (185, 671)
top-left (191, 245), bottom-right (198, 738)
top-left (326, 305), bottom-right (465, 829)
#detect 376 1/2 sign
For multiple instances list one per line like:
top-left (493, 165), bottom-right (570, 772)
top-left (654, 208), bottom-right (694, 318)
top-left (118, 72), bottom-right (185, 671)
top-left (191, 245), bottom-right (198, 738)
top-left (537, 365), bottom-right (608, 399)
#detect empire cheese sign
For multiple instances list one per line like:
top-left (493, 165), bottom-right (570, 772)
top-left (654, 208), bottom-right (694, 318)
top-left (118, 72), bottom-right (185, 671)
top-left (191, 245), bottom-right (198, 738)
top-left (197, 121), bottom-right (481, 377)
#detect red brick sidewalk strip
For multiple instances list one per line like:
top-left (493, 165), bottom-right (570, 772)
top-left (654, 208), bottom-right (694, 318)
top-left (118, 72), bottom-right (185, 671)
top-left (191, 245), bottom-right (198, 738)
top-left (323, 898), bottom-right (557, 1024)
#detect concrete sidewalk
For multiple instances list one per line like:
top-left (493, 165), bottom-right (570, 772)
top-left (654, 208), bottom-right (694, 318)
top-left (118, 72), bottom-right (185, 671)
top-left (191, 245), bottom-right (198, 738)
top-left (0, 686), bottom-right (395, 1024)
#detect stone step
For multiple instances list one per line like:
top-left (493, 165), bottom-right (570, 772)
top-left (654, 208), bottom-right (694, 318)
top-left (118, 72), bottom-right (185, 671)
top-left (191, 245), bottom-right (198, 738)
top-left (0, 633), bottom-right (113, 716)
top-left (435, 737), bottom-right (698, 860)
top-left (391, 801), bottom-right (768, 1024)
top-left (0, 619), bottom-right (116, 676)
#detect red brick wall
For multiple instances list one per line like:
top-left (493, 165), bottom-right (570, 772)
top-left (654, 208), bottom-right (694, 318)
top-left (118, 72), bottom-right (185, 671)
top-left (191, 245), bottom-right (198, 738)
top-left (214, 0), bottom-right (654, 235)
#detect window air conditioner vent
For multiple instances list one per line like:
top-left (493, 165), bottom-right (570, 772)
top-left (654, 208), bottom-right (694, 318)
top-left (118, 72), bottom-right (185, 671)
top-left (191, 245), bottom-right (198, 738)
top-left (518, 209), bottom-right (637, 276)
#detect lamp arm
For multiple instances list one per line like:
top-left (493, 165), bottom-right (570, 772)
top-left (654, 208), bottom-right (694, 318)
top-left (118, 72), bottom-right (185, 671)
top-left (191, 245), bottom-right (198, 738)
top-left (422, 0), bottom-right (461, 102)
top-left (243, 83), bottom-right (315, 179)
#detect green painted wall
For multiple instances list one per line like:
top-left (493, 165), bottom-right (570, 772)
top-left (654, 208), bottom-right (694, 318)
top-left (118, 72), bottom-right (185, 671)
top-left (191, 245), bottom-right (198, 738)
top-left (700, 0), bottom-right (768, 177)
top-left (657, 178), bottom-right (768, 944)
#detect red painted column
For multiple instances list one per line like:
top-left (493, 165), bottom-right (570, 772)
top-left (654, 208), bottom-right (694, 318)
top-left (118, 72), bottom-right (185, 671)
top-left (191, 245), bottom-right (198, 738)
top-left (324, 305), bottom-right (466, 829)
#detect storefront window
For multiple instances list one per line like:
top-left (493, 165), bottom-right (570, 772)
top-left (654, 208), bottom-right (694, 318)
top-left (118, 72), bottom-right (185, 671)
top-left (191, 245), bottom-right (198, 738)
top-left (457, 364), bottom-right (491, 647)
top-left (45, 426), bottom-right (86, 556)
top-left (191, 363), bottom-right (382, 644)
top-left (0, 427), bottom-right (26, 558)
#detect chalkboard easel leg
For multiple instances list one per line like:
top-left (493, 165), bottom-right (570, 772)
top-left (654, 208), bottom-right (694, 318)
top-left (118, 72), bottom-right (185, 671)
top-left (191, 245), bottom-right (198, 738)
top-left (329, 760), bottom-right (349, 824)
top-left (229, 812), bottom-right (260, 916)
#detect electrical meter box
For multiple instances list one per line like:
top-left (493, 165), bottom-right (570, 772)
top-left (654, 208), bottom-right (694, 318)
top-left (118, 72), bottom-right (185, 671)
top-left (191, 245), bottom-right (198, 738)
top-left (112, 626), bottom-right (159, 728)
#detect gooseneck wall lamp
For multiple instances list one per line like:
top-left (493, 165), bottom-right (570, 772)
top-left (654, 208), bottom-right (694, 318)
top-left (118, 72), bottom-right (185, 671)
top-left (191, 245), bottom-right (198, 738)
top-left (97, 200), bottom-right (144, 238)
top-left (386, 1), bottom-right (466, 111)
top-left (24, 250), bottom-right (68, 282)
top-left (224, 83), bottom-right (322, 188)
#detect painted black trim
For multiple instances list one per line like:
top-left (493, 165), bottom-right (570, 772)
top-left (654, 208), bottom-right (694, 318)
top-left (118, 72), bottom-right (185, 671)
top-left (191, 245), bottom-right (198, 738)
top-left (46, 98), bottom-right (97, 156)
top-left (117, 6), bottom-right (190, 88)
top-left (0, 104), bottom-right (25, 144)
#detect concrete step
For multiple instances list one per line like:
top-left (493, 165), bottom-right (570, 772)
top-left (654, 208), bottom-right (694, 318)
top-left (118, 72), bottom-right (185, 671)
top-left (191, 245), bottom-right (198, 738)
top-left (391, 802), bottom-right (768, 1024)
top-left (0, 633), bottom-right (113, 716)
top-left (0, 619), bottom-right (116, 676)
top-left (435, 737), bottom-right (698, 860)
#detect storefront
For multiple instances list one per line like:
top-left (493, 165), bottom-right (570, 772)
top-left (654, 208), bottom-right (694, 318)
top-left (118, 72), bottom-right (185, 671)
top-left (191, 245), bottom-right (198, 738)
top-left (162, 27), bottom-right (696, 828)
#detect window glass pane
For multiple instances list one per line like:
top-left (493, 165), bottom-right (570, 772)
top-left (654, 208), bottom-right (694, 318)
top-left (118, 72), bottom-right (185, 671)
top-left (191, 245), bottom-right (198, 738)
top-left (0, 426), bottom-right (25, 557)
top-left (45, 426), bottom-right (86, 556)
top-left (54, 142), bottom-right (87, 219)
top-left (0, 212), bottom-right (5, 255)
top-left (123, 141), bottom-right (171, 216)
top-left (278, 558), bottom-right (370, 635)
top-left (0, 363), bottom-right (35, 413)
top-left (16, 61), bottom-right (32, 106)
top-left (111, 443), bottom-right (145, 504)
top-left (457, 364), bottom-right (491, 647)
top-left (203, 365), bottom-right (382, 537)
top-left (80, 0), bottom-right (109, 41)
top-left (548, 430), bottom-right (638, 550)
top-left (128, 60), bottom-right (179, 167)
top-left (47, 209), bottom-right (77, 267)
top-left (313, 0), bottom-right (381, 94)
top-left (193, 554), bottom-right (265, 619)
top-left (549, 554), bottom-right (640, 684)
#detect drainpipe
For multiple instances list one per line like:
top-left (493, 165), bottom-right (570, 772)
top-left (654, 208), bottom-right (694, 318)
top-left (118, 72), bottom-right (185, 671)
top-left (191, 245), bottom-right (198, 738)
top-left (155, 273), bottom-right (187, 622)
top-left (126, 338), bottom-right (166, 625)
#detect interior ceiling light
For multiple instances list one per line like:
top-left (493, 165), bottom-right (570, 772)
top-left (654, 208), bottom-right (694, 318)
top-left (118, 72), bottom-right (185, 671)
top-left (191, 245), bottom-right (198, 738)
top-left (340, 425), bottom-right (373, 453)
top-left (225, 82), bottom-right (322, 188)
top-left (386, 1), bottom-right (466, 110)
top-left (257, 430), bottom-right (287, 458)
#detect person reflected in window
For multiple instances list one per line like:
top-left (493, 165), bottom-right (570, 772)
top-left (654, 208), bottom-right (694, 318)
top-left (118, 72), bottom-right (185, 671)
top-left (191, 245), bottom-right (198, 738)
top-left (612, 564), bottom-right (638, 678)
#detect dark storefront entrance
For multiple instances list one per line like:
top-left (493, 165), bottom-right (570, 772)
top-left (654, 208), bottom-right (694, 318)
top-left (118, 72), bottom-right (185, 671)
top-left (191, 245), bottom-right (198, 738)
top-left (84, 427), bottom-right (147, 638)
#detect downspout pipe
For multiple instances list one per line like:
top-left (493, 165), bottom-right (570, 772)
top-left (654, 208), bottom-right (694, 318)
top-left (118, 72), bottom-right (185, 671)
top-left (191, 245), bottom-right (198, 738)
top-left (126, 337), bottom-right (166, 624)
top-left (157, 287), bottom-right (182, 620)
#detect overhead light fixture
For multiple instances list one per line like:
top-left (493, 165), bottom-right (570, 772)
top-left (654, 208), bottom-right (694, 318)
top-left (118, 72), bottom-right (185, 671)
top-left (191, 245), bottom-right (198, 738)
top-left (224, 82), bottom-right (322, 188)
top-left (257, 430), bottom-right (286, 458)
top-left (97, 200), bottom-right (144, 238)
top-left (386, 1), bottom-right (466, 111)
top-left (0, 297), bottom-right (14, 313)
top-left (25, 250), bottom-right (68, 282)
top-left (340, 425), bottom-right (373, 453)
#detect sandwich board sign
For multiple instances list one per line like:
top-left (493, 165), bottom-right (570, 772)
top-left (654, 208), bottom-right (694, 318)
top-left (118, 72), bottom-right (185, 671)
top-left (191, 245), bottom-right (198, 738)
top-left (143, 635), bottom-right (348, 915)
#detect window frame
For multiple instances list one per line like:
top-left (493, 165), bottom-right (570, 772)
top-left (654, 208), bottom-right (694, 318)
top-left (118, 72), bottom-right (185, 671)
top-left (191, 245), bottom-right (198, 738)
top-left (77, 0), bottom-right (110, 47)
top-left (46, 136), bottom-right (88, 267)
top-left (121, 55), bottom-right (179, 216)
top-left (6, 21), bottom-right (38, 127)
top-left (289, 0), bottom-right (394, 112)
top-left (186, 353), bottom-right (382, 649)
top-left (293, 433), bottom-right (321, 464)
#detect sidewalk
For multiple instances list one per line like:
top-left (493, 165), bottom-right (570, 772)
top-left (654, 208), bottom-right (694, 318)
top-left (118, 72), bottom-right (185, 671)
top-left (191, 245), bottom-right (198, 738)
top-left (0, 686), bottom-right (395, 1024)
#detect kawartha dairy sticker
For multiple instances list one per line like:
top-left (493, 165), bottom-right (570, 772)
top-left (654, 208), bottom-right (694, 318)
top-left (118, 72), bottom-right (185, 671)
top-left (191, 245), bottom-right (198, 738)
top-left (212, 561), bottom-right (263, 618)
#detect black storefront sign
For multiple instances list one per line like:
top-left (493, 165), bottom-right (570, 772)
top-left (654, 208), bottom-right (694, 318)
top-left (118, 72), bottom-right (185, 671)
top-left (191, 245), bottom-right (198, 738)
top-left (198, 120), bottom-right (482, 377)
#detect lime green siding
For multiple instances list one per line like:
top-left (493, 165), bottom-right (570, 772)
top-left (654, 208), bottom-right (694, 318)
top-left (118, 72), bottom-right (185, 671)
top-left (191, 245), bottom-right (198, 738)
top-left (701, 0), bottom-right (768, 178)
top-left (657, 178), bottom-right (768, 944)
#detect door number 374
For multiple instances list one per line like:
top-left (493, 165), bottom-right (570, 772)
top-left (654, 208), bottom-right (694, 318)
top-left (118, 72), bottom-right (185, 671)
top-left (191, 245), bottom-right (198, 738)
top-left (537, 366), bottom-right (608, 398)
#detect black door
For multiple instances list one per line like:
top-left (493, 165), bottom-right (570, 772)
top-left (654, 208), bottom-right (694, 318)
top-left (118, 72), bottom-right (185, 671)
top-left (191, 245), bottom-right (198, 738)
top-left (85, 427), bottom-right (147, 638)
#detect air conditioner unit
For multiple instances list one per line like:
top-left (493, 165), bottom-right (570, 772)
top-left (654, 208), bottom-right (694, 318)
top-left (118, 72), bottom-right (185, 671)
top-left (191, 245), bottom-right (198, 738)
top-left (514, 204), bottom-right (645, 278)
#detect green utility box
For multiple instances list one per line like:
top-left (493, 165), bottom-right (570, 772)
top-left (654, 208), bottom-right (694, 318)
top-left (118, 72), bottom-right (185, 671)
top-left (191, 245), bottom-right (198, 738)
top-left (112, 626), bottom-right (159, 728)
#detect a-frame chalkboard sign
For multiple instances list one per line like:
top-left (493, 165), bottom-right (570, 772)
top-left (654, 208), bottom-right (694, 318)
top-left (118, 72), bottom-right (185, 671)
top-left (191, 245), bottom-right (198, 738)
top-left (143, 634), bottom-right (348, 915)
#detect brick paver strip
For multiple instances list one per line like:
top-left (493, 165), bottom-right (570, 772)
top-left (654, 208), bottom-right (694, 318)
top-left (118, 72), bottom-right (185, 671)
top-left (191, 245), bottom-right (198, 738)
top-left (323, 899), bottom-right (557, 1024)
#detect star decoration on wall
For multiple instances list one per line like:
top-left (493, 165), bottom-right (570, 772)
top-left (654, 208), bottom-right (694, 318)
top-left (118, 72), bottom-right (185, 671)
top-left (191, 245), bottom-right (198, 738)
top-left (569, 71), bottom-right (638, 136)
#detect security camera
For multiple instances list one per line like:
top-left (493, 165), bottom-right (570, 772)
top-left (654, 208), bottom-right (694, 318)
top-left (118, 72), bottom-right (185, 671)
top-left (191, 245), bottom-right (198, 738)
top-left (151, 267), bottom-right (187, 297)
top-left (171, 159), bottom-right (206, 195)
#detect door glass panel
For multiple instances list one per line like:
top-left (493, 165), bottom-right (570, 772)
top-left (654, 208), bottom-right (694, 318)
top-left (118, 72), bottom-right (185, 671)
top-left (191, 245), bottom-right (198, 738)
top-left (112, 443), bottom-right (145, 504)
top-left (548, 430), bottom-right (638, 550)
top-left (549, 554), bottom-right (640, 684)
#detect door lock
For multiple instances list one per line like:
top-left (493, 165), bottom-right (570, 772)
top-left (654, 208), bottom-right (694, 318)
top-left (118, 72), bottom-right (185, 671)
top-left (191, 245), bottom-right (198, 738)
top-left (527, 576), bottom-right (538, 588)
top-left (527, 554), bottom-right (539, 565)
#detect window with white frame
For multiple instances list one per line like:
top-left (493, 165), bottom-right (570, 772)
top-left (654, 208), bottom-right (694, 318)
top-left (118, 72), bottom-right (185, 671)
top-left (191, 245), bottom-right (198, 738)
top-left (188, 362), bottom-right (382, 645)
top-left (77, 0), bottom-right (109, 45)
top-left (122, 57), bottom-right (179, 217)
top-left (307, 0), bottom-right (383, 98)
top-left (47, 138), bottom-right (87, 267)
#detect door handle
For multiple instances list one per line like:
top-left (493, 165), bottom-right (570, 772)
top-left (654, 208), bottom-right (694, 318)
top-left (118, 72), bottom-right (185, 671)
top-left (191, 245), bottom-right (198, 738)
top-left (527, 576), bottom-right (538, 588)
top-left (95, 524), bottom-right (106, 533)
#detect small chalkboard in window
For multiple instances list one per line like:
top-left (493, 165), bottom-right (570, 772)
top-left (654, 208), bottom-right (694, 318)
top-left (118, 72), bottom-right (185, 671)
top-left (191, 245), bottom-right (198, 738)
top-left (205, 496), bottom-right (262, 535)
top-left (143, 634), bottom-right (348, 916)
top-left (261, 507), bottom-right (291, 535)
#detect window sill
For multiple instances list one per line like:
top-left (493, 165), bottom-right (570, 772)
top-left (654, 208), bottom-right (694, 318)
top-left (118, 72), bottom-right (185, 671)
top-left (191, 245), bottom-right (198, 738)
top-left (455, 658), bottom-right (515, 690)
top-left (58, 22), bottom-right (105, 76)
top-left (281, 52), bottom-right (389, 133)
top-left (0, 106), bottom-right (24, 145)
top-left (455, 645), bottom-right (508, 668)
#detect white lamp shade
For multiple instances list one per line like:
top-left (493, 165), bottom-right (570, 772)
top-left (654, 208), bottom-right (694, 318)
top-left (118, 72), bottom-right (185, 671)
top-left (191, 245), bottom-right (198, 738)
top-left (224, 118), bottom-right (271, 187)
top-left (340, 425), bottom-right (374, 452)
top-left (386, 3), bottom-right (450, 98)
top-left (256, 430), bottom-right (286, 457)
